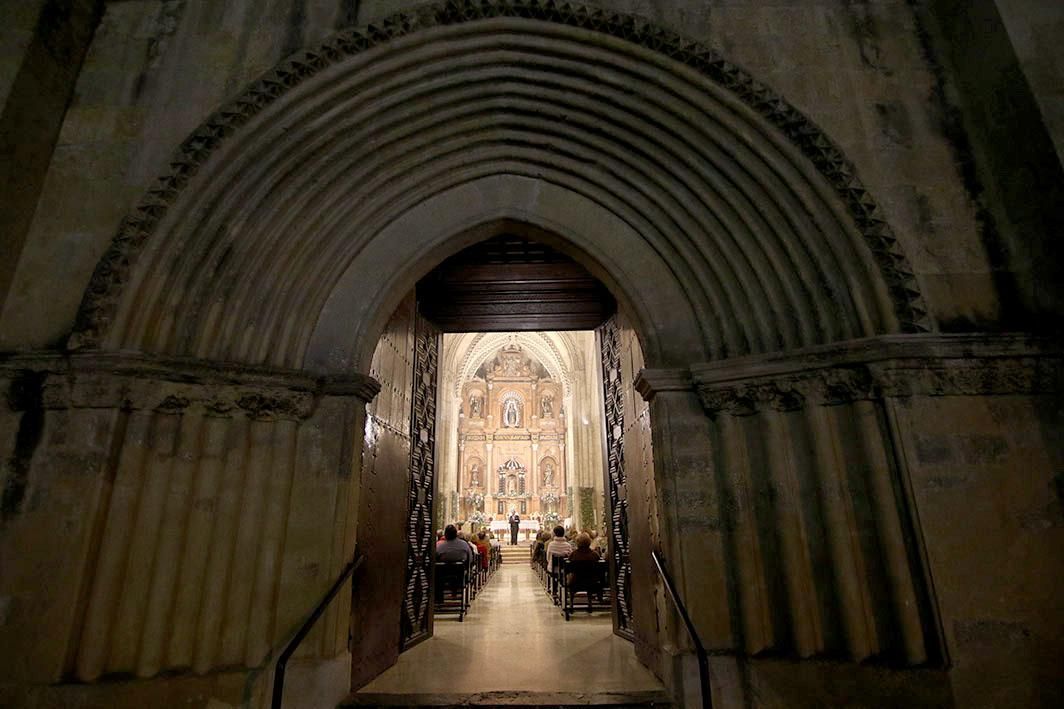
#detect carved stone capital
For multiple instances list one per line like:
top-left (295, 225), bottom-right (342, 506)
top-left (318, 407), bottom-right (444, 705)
top-left (319, 372), bottom-right (381, 403)
top-left (1, 350), bottom-right (379, 420)
top-left (633, 368), bottom-right (693, 401)
top-left (868, 356), bottom-right (1063, 398)
top-left (695, 366), bottom-right (874, 417)
top-left (690, 334), bottom-right (1062, 418)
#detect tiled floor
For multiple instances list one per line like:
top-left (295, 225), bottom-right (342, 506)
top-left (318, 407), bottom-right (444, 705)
top-left (355, 563), bottom-right (663, 695)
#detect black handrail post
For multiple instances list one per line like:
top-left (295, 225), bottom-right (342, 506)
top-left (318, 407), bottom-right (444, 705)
top-left (271, 553), bottom-right (365, 709)
top-left (651, 550), bottom-right (712, 709)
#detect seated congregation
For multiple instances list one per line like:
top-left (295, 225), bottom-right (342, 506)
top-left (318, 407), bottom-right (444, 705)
top-left (531, 526), bottom-right (612, 620)
top-left (433, 521), bottom-right (611, 622)
top-left (433, 524), bottom-right (502, 621)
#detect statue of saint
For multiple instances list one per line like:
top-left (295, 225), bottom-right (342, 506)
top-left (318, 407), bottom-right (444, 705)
top-left (503, 398), bottom-right (520, 427)
top-left (469, 394), bottom-right (482, 418)
top-left (541, 394), bottom-right (553, 417)
top-left (470, 462), bottom-right (480, 486)
top-left (543, 462), bottom-right (554, 486)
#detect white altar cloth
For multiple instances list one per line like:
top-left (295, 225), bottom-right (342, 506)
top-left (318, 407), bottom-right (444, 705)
top-left (488, 520), bottom-right (541, 532)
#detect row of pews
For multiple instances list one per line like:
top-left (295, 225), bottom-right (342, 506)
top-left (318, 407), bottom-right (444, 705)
top-left (533, 550), bottom-right (613, 620)
top-left (433, 544), bottom-right (502, 621)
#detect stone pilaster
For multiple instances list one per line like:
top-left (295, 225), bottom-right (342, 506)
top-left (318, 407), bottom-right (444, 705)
top-left (0, 351), bottom-right (379, 684)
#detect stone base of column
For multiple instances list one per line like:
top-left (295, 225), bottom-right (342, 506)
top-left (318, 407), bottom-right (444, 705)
top-left (661, 650), bottom-right (952, 709)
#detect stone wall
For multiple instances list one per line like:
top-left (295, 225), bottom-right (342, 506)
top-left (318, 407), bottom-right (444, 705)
top-left (0, 0), bottom-right (101, 321)
top-left (894, 391), bottom-right (1064, 707)
top-left (0, 352), bottom-right (375, 707)
top-left (664, 334), bottom-right (1062, 707)
top-left (994, 0), bottom-right (1064, 164)
top-left (915, 0), bottom-right (1064, 328)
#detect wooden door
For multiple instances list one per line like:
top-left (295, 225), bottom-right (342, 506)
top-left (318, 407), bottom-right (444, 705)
top-left (597, 315), bottom-right (634, 638)
top-left (399, 309), bottom-right (440, 649)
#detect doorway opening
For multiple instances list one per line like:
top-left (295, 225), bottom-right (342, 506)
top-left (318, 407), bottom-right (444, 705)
top-left (348, 233), bottom-right (666, 702)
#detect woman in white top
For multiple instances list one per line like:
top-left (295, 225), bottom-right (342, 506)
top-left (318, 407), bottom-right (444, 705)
top-left (544, 525), bottom-right (573, 564)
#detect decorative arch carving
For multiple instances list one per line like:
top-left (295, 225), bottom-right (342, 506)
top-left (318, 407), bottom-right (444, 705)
top-left (455, 332), bottom-right (573, 397)
top-left (69, 0), bottom-right (930, 368)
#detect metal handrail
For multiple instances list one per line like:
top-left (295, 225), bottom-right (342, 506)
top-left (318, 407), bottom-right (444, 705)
top-left (651, 550), bottom-right (712, 709)
top-left (271, 553), bottom-right (366, 709)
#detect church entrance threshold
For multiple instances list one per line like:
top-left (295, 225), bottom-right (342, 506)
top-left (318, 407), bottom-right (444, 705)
top-left (348, 564), bottom-right (665, 706)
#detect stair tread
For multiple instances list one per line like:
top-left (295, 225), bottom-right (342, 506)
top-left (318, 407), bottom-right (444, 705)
top-left (341, 689), bottom-right (672, 707)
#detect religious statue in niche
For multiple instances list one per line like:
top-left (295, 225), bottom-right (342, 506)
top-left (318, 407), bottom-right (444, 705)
top-left (469, 462), bottom-right (480, 487)
top-left (502, 397), bottom-right (521, 427)
top-left (543, 461), bottom-right (555, 487)
top-left (541, 394), bottom-right (553, 418)
top-left (469, 393), bottom-right (482, 418)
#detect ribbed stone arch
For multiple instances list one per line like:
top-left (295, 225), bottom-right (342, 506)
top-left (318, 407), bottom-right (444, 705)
top-left (446, 332), bottom-right (575, 397)
top-left (68, 0), bottom-right (931, 372)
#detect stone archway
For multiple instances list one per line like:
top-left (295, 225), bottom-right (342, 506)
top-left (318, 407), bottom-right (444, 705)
top-left (3, 3), bottom-right (958, 707)
top-left (69, 1), bottom-right (930, 368)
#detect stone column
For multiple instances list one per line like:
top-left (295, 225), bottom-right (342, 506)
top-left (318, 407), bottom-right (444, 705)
top-left (558, 440), bottom-right (567, 519)
top-left (485, 436), bottom-right (495, 511)
top-left (531, 440), bottom-right (540, 509)
top-left (457, 437), bottom-right (466, 518)
top-left (636, 369), bottom-right (734, 652)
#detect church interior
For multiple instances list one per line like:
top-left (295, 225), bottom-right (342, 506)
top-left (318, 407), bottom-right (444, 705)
top-left (439, 332), bottom-right (604, 533)
top-left (0, 1), bottom-right (1062, 708)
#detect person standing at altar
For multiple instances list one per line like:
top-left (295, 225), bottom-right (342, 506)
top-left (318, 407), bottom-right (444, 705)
top-left (508, 509), bottom-right (521, 545)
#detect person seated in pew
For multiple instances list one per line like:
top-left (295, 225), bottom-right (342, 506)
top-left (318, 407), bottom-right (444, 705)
top-left (568, 533), bottom-right (600, 563)
top-left (532, 530), bottom-right (552, 563)
top-left (474, 531), bottom-right (491, 571)
top-left (564, 533), bottom-right (606, 603)
top-left (436, 524), bottom-right (471, 564)
top-left (588, 529), bottom-right (607, 555)
top-left (460, 531), bottom-right (480, 565)
top-left (435, 524), bottom-right (471, 604)
top-left (545, 525), bottom-right (572, 565)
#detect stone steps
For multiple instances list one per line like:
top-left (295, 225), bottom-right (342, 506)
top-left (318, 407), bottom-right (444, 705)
top-left (498, 543), bottom-right (533, 564)
top-left (341, 690), bottom-right (673, 707)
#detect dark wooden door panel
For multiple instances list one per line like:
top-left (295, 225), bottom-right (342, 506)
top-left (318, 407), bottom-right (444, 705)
top-left (598, 315), bottom-right (634, 639)
top-left (399, 310), bottom-right (440, 650)
top-left (418, 233), bottom-right (615, 332)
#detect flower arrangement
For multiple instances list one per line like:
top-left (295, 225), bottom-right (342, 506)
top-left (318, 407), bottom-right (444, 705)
top-left (470, 509), bottom-right (487, 524)
top-left (465, 491), bottom-right (485, 507)
top-left (543, 511), bottom-right (561, 524)
top-left (540, 491), bottom-right (558, 505)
